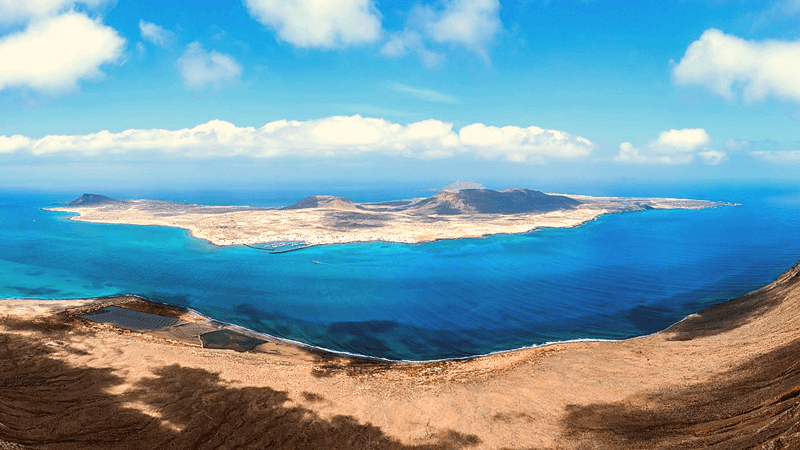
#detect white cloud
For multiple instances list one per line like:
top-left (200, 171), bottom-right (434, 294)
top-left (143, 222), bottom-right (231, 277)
top-left (381, 30), bottom-right (444, 67)
top-left (615, 128), bottom-right (719, 165)
top-left (0, 12), bottom-right (125, 93)
top-left (384, 0), bottom-right (502, 64)
top-left (750, 150), bottom-right (800, 164)
top-left (0, 0), bottom-right (109, 24)
top-left (0, 135), bottom-right (32, 153)
top-left (649, 128), bottom-right (710, 154)
top-left (414, 0), bottom-right (501, 58)
top-left (387, 82), bottom-right (459, 103)
top-left (459, 123), bottom-right (593, 162)
top-left (0, 115), bottom-right (594, 163)
top-left (139, 20), bottom-right (174, 47)
top-left (615, 142), bottom-right (695, 165)
top-left (176, 42), bottom-right (242, 88)
top-left (243, 0), bottom-right (382, 49)
top-left (673, 29), bottom-right (800, 103)
top-left (615, 142), bottom-right (648, 163)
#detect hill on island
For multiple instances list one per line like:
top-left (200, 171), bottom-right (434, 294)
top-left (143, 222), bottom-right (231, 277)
top-left (282, 186), bottom-right (581, 216)
top-left (67, 194), bottom-right (118, 207)
top-left (410, 188), bottom-right (581, 215)
top-left (282, 195), bottom-right (359, 211)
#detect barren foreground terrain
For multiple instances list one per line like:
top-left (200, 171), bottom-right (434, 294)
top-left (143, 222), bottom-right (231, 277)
top-left (2, 261), bottom-right (800, 449)
top-left (47, 189), bottom-right (722, 247)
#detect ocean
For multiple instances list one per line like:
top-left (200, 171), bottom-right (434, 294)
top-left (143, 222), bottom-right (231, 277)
top-left (2, 184), bottom-right (800, 361)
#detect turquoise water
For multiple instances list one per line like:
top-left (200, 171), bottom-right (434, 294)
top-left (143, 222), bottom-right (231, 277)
top-left (2, 186), bottom-right (800, 360)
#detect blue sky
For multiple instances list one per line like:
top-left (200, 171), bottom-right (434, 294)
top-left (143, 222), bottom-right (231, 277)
top-left (1, 0), bottom-right (800, 192)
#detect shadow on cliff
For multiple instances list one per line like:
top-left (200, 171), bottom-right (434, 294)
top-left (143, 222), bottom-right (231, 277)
top-left (561, 337), bottom-right (800, 449)
top-left (665, 261), bottom-right (800, 342)
top-left (0, 316), bottom-right (480, 450)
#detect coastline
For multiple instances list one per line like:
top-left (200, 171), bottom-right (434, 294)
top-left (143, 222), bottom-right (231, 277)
top-left (46, 205), bottom-right (619, 248)
top-left (0, 286), bottom-right (724, 365)
top-left (2, 261), bottom-right (800, 448)
top-left (44, 193), bottom-right (726, 248)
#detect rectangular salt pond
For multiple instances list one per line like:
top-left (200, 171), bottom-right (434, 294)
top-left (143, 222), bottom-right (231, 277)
top-left (83, 306), bottom-right (179, 331)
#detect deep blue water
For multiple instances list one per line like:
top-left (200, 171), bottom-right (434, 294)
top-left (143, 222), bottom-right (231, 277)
top-left (2, 185), bottom-right (800, 361)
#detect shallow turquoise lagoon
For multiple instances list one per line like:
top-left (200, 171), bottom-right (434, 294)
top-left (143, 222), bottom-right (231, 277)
top-left (2, 186), bottom-right (800, 360)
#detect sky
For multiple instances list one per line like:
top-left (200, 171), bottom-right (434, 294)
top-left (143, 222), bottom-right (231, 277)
top-left (1, 0), bottom-right (800, 193)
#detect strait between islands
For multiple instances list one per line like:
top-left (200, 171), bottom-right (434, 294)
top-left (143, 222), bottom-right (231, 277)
top-left (47, 184), bottom-right (724, 249)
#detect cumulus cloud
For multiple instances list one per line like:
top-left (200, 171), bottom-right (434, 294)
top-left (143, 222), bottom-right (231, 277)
top-left (0, 115), bottom-right (594, 163)
top-left (750, 150), bottom-right (800, 164)
top-left (0, 12), bottom-right (125, 93)
top-left (615, 142), bottom-right (648, 163)
top-left (673, 29), bottom-right (800, 103)
top-left (243, 0), bottom-right (382, 49)
top-left (383, 0), bottom-right (502, 64)
top-left (176, 42), bottom-right (242, 88)
top-left (139, 20), bottom-right (175, 47)
top-left (0, 0), bottom-right (109, 24)
top-left (0, 135), bottom-right (32, 153)
top-left (649, 128), bottom-right (710, 154)
top-left (460, 123), bottom-right (593, 162)
top-left (615, 128), bottom-right (721, 165)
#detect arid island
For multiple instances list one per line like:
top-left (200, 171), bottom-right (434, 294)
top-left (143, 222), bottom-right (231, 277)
top-left (47, 183), bottom-right (723, 249)
top-left (2, 260), bottom-right (800, 449)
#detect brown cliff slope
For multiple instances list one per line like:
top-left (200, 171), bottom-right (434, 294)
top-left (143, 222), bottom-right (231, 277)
top-left (1, 262), bottom-right (799, 449)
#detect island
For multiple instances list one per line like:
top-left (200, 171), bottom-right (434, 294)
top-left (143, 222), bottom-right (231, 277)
top-left (47, 183), bottom-right (724, 249)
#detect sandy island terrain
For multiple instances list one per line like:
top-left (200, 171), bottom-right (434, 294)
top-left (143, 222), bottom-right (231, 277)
top-left (2, 261), bottom-right (800, 449)
top-left (46, 188), bottom-right (723, 248)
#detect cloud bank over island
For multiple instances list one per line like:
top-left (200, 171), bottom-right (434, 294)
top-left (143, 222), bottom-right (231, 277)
top-left (0, 115), bottom-right (594, 163)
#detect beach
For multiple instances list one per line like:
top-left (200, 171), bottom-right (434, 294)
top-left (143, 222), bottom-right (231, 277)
top-left (2, 262), bottom-right (799, 449)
